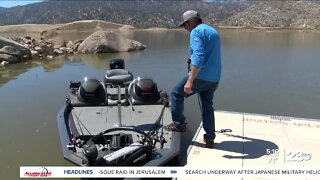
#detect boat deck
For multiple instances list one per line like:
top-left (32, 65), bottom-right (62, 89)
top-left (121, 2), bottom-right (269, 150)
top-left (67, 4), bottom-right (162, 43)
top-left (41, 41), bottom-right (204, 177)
top-left (181, 111), bottom-right (320, 180)
top-left (71, 105), bottom-right (172, 134)
top-left (70, 104), bottom-right (176, 151)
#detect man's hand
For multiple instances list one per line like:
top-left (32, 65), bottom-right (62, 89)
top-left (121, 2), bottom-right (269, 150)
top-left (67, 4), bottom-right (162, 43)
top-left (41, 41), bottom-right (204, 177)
top-left (184, 80), bottom-right (193, 94)
top-left (184, 64), bottom-right (199, 94)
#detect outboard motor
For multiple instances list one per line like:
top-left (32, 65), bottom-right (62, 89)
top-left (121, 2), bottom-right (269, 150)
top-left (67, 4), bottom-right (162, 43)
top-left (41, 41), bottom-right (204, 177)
top-left (129, 78), bottom-right (161, 105)
top-left (109, 58), bottom-right (125, 70)
top-left (77, 78), bottom-right (106, 105)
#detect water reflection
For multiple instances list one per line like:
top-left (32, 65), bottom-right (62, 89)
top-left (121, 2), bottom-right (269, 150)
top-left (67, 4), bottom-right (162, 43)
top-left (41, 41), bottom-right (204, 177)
top-left (132, 30), bottom-right (189, 50)
top-left (0, 50), bottom-right (145, 86)
top-left (73, 51), bottom-right (143, 70)
top-left (0, 62), bottom-right (36, 85)
top-left (41, 56), bottom-right (66, 72)
top-left (220, 29), bottom-right (320, 48)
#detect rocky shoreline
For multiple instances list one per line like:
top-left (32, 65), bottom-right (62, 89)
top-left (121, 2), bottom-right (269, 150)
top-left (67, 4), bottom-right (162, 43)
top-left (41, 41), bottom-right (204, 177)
top-left (0, 21), bottom-right (146, 67)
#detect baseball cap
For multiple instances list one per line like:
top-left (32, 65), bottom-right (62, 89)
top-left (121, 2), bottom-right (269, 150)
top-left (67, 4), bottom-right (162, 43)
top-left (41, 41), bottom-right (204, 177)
top-left (178, 10), bottom-right (200, 27)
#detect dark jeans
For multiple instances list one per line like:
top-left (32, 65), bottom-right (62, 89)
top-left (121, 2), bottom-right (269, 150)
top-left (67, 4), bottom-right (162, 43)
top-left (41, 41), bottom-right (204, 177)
top-left (171, 76), bottom-right (219, 140)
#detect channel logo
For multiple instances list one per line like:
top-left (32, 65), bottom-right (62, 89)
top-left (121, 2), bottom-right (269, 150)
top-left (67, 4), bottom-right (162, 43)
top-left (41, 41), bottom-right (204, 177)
top-left (24, 167), bottom-right (52, 177)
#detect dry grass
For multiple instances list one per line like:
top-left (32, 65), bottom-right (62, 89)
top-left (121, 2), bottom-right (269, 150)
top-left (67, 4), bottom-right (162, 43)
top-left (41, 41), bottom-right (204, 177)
top-left (0, 20), bottom-right (139, 39)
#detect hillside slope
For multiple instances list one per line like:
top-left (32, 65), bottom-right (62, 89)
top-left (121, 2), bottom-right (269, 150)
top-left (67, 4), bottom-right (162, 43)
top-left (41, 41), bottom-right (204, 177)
top-left (0, 0), bottom-right (319, 29)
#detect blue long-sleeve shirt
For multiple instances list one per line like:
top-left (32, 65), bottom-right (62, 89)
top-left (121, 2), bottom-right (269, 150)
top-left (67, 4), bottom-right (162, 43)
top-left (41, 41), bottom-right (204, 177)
top-left (190, 23), bottom-right (221, 82)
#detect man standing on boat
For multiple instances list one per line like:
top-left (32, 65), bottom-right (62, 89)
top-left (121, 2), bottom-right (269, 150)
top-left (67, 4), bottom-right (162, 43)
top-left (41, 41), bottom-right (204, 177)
top-left (164, 10), bottom-right (221, 148)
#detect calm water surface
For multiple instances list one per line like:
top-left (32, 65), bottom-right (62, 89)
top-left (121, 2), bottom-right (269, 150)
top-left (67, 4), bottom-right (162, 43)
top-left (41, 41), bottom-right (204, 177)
top-left (1, 29), bottom-right (320, 179)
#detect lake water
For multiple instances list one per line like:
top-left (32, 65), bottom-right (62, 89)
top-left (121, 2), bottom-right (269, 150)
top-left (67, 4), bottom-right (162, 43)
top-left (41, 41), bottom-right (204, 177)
top-left (1, 29), bottom-right (320, 179)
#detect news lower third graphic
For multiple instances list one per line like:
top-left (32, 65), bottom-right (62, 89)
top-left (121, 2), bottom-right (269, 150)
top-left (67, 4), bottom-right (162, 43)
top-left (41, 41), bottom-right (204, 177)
top-left (19, 148), bottom-right (317, 178)
top-left (20, 166), bottom-right (320, 178)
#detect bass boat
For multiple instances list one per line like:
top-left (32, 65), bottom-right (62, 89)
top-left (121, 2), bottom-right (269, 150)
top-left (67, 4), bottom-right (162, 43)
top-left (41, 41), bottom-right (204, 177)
top-left (57, 59), bottom-right (180, 167)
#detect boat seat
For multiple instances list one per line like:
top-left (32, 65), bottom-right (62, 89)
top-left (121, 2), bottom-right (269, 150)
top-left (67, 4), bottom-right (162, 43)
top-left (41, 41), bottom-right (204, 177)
top-left (68, 93), bottom-right (107, 107)
top-left (128, 78), bottom-right (162, 105)
top-left (69, 79), bottom-right (107, 107)
top-left (104, 69), bottom-right (133, 85)
top-left (104, 69), bottom-right (133, 106)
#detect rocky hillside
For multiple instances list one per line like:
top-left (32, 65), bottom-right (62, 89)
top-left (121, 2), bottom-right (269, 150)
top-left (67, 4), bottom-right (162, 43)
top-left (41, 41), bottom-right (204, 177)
top-left (0, 0), bottom-right (250, 28)
top-left (0, 0), bottom-right (319, 29)
top-left (220, 1), bottom-right (320, 29)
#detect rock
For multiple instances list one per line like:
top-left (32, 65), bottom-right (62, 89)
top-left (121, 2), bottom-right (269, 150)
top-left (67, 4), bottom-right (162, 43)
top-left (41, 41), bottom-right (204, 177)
top-left (34, 46), bottom-right (42, 51)
top-left (0, 36), bottom-right (31, 59)
top-left (74, 39), bottom-right (84, 44)
top-left (58, 47), bottom-right (66, 51)
top-left (53, 44), bottom-right (63, 49)
top-left (40, 30), bottom-right (66, 49)
top-left (73, 40), bottom-right (83, 51)
top-left (53, 49), bottom-right (64, 55)
top-left (47, 55), bottom-right (54, 59)
top-left (22, 55), bottom-right (29, 60)
top-left (25, 40), bottom-right (33, 45)
top-left (77, 31), bottom-right (146, 53)
top-left (1, 61), bottom-right (9, 67)
top-left (0, 54), bottom-right (20, 64)
top-left (31, 50), bottom-right (39, 58)
top-left (0, 46), bottom-right (22, 56)
top-left (42, 44), bottom-right (54, 55)
top-left (40, 30), bottom-right (58, 40)
top-left (66, 47), bottom-right (74, 54)
top-left (66, 40), bottom-right (75, 49)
